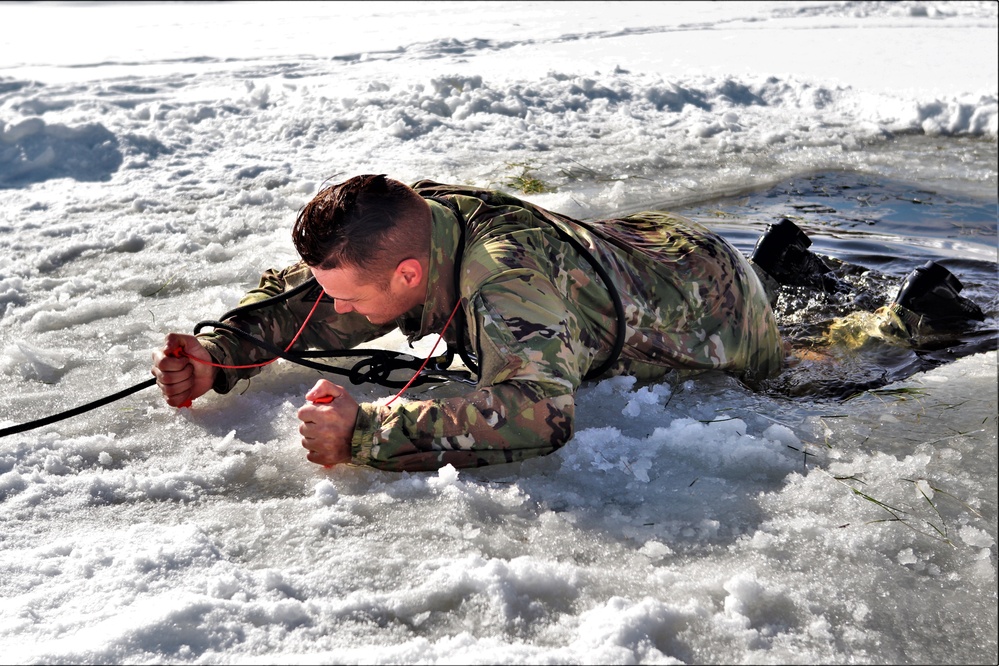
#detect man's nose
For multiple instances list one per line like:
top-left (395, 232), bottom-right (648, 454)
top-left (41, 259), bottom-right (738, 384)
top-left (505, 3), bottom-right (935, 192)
top-left (333, 300), bottom-right (353, 314)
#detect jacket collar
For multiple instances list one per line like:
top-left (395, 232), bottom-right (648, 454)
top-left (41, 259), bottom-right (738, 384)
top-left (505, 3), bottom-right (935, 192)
top-left (398, 198), bottom-right (462, 343)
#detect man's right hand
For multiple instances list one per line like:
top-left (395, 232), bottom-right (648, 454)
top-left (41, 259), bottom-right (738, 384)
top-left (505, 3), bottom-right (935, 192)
top-left (151, 333), bottom-right (218, 408)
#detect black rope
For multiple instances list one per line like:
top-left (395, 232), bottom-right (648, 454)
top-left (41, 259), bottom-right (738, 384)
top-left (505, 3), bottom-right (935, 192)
top-left (213, 275), bottom-right (322, 323)
top-left (0, 378), bottom-right (157, 438)
top-left (2, 193), bottom-right (626, 439)
top-left (192, 319), bottom-right (466, 388)
top-left (0, 342), bottom-right (471, 440)
top-left (0, 278), bottom-right (472, 439)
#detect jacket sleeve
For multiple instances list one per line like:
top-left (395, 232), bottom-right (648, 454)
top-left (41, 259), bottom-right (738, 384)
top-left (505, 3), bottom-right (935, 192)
top-left (350, 270), bottom-right (589, 471)
top-left (197, 261), bottom-right (394, 394)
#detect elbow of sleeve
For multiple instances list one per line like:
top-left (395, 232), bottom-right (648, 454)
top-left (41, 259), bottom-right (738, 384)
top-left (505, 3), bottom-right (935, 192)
top-left (351, 392), bottom-right (577, 472)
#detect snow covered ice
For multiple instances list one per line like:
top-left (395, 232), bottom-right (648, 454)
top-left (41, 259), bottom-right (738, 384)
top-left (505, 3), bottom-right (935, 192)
top-left (0, 2), bottom-right (996, 664)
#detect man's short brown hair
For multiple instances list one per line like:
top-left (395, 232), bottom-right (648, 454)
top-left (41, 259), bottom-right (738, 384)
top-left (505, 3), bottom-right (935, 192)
top-left (292, 174), bottom-right (430, 283)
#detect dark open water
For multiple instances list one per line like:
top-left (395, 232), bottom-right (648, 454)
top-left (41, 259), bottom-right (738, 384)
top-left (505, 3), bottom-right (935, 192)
top-left (678, 170), bottom-right (998, 399)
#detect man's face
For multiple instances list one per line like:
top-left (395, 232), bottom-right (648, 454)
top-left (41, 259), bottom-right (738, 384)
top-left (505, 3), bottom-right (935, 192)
top-left (310, 264), bottom-right (421, 326)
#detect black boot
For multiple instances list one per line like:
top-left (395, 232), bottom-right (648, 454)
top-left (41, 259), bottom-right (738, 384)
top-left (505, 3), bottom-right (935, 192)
top-left (751, 218), bottom-right (839, 291)
top-left (892, 260), bottom-right (985, 329)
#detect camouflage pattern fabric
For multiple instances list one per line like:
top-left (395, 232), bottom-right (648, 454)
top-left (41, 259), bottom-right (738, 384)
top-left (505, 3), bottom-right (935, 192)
top-left (198, 181), bottom-right (785, 471)
top-left (198, 262), bottom-right (396, 395)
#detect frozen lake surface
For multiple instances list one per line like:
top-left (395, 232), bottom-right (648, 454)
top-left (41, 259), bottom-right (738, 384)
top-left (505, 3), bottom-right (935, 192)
top-left (1, 2), bottom-right (996, 663)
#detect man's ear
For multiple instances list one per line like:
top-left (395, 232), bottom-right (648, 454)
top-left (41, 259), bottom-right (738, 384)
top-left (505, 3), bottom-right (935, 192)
top-left (394, 258), bottom-right (424, 289)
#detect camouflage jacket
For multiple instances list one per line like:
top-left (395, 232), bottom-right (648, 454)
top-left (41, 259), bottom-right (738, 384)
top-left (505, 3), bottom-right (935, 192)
top-left (198, 181), bottom-right (784, 471)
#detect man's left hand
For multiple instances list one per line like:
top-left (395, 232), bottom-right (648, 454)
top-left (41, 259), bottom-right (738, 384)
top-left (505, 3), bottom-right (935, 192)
top-left (297, 379), bottom-right (358, 467)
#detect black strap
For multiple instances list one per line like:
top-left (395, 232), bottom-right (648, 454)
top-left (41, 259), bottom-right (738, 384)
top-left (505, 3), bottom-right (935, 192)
top-left (534, 210), bottom-right (627, 380)
top-left (425, 195), bottom-right (481, 376)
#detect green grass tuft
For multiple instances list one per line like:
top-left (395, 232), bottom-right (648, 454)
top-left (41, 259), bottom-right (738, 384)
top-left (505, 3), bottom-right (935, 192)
top-left (505, 162), bottom-right (554, 194)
